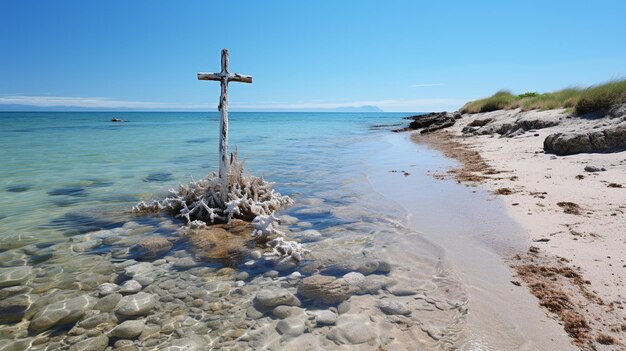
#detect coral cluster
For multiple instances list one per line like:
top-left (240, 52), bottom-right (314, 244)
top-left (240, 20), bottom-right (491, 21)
top-left (133, 152), bottom-right (307, 262)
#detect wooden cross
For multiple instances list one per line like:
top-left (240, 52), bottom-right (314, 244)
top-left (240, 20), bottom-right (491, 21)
top-left (198, 49), bottom-right (252, 205)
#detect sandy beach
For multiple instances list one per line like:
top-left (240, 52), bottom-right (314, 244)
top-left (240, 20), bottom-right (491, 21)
top-left (408, 108), bottom-right (626, 349)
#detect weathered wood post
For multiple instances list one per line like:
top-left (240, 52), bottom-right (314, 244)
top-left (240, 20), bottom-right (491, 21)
top-left (198, 49), bottom-right (252, 205)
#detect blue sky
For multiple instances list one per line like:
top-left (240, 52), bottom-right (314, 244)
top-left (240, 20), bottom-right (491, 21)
top-left (1, 1), bottom-right (625, 112)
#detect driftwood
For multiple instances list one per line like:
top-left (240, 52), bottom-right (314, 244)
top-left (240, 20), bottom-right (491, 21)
top-left (197, 49), bottom-right (252, 205)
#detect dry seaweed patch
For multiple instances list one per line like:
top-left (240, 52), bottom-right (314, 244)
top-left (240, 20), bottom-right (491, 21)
top-left (412, 131), bottom-right (496, 183)
top-left (512, 252), bottom-right (623, 350)
top-left (494, 187), bottom-right (515, 195)
top-left (557, 201), bottom-right (582, 215)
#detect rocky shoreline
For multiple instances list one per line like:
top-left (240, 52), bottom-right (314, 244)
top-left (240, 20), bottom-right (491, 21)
top-left (399, 103), bottom-right (626, 155)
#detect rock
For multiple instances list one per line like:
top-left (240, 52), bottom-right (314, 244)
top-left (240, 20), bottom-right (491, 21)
top-left (72, 239), bottom-right (102, 252)
top-left (356, 274), bottom-right (392, 294)
top-left (118, 280), bottom-right (142, 294)
top-left (111, 320), bottom-right (145, 339)
top-left (0, 266), bottom-right (33, 287)
top-left (299, 229), bottom-right (323, 242)
top-left (79, 313), bottom-right (113, 329)
top-left (468, 117), bottom-right (493, 127)
top-left (404, 112), bottom-right (460, 132)
top-left (584, 165), bottom-right (606, 172)
top-left (327, 314), bottom-right (377, 345)
top-left (97, 283), bottom-right (120, 296)
top-left (133, 275), bottom-right (154, 287)
top-left (172, 257), bottom-right (197, 269)
top-left (379, 300), bottom-right (411, 315)
top-left (94, 294), bottom-right (122, 312)
top-left (337, 301), bottom-right (350, 314)
top-left (181, 219), bottom-right (252, 260)
top-left (162, 336), bottom-right (206, 351)
top-left (312, 310), bottom-right (337, 325)
top-left (246, 306), bottom-right (264, 319)
top-left (235, 271), bottom-right (249, 281)
top-left (276, 316), bottom-right (306, 337)
top-left (138, 323), bottom-right (160, 341)
top-left (124, 262), bottom-right (154, 277)
top-left (389, 288), bottom-right (417, 296)
top-left (297, 274), bottom-right (357, 305)
top-left (544, 121), bottom-right (626, 155)
top-left (30, 295), bottom-right (97, 332)
top-left (254, 288), bottom-right (300, 308)
top-left (342, 272), bottom-right (366, 286)
top-left (420, 119), bottom-right (455, 134)
top-left (0, 294), bottom-right (31, 323)
top-left (130, 237), bottom-right (173, 258)
top-left (115, 292), bottom-right (156, 316)
top-left (69, 334), bottom-right (109, 351)
top-left (272, 305), bottom-right (297, 319)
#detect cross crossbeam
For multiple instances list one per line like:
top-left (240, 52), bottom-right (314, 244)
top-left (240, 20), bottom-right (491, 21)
top-left (197, 49), bottom-right (252, 205)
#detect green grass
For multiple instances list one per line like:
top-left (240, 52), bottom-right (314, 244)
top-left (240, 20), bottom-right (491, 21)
top-left (460, 79), bottom-right (626, 115)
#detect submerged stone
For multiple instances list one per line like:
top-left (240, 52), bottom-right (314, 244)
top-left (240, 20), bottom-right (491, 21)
top-left (254, 288), bottom-right (300, 308)
top-left (327, 314), bottom-right (377, 345)
top-left (379, 300), bottom-right (411, 315)
top-left (130, 236), bottom-right (173, 258)
top-left (5, 184), bottom-right (32, 193)
top-left (0, 294), bottom-right (31, 323)
top-left (30, 295), bottom-right (97, 332)
top-left (94, 293), bottom-right (122, 313)
top-left (115, 292), bottom-right (156, 316)
top-left (111, 319), bottom-right (145, 339)
top-left (142, 172), bottom-right (172, 183)
top-left (47, 186), bottom-right (88, 197)
top-left (68, 334), bottom-right (109, 351)
top-left (0, 266), bottom-right (33, 287)
top-left (297, 274), bottom-right (356, 305)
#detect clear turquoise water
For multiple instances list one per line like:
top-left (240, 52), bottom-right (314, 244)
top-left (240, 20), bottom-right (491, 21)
top-left (0, 111), bottom-right (410, 242)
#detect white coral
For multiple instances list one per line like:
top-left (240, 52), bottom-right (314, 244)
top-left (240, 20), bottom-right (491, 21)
top-left (251, 213), bottom-right (283, 239)
top-left (132, 150), bottom-right (292, 224)
top-left (265, 237), bottom-right (309, 262)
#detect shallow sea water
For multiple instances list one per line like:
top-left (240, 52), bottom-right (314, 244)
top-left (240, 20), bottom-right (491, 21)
top-left (0, 112), bottom-right (569, 350)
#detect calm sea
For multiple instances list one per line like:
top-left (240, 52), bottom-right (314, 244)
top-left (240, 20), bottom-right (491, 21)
top-left (0, 111), bottom-right (414, 239)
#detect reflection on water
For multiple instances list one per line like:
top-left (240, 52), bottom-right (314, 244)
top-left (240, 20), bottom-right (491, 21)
top-left (0, 112), bottom-right (475, 350)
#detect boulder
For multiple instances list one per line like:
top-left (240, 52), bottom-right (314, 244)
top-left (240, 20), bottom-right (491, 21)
top-left (544, 122), bottom-right (626, 155)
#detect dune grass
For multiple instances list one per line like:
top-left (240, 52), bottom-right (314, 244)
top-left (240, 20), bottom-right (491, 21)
top-left (460, 79), bottom-right (626, 115)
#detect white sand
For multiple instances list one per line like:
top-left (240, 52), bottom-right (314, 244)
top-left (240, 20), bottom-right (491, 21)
top-left (439, 109), bottom-right (626, 304)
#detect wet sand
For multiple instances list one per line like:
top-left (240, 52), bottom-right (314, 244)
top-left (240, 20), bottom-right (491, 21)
top-left (366, 133), bottom-right (575, 350)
